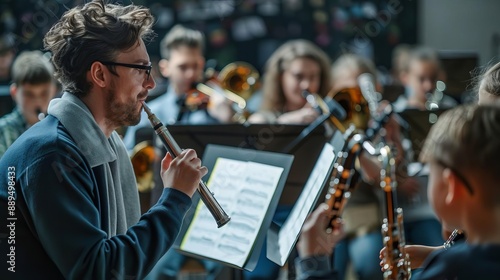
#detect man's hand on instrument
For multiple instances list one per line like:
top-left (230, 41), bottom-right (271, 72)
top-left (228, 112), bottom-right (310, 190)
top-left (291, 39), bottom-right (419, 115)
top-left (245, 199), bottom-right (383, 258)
top-left (160, 149), bottom-right (208, 197)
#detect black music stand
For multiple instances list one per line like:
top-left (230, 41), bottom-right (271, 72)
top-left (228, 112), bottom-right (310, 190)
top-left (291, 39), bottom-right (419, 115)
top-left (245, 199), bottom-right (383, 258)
top-left (266, 130), bottom-right (345, 267)
top-left (398, 108), bottom-right (448, 162)
top-left (159, 123), bottom-right (329, 204)
top-left (174, 144), bottom-right (294, 272)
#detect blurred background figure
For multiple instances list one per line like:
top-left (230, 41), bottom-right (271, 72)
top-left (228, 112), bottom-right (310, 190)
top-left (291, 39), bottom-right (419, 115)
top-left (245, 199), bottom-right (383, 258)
top-left (390, 46), bottom-right (452, 268)
top-left (390, 44), bottom-right (413, 87)
top-left (394, 46), bottom-right (457, 111)
top-left (0, 50), bottom-right (57, 158)
top-left (245, 38), bottom-right (332, 280)
top-left (328, 53), bottom-right (384, 280)
top-left (248, 39), bottom-right (332, 125)
top-left (123, 24), bottom-right (233, 151)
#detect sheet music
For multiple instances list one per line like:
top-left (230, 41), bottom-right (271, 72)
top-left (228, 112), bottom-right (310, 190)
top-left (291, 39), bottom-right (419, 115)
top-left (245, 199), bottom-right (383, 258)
top-left (274, 143), bottom-right (335, 265)
top-left (180, 158), bottom-right (284, 268)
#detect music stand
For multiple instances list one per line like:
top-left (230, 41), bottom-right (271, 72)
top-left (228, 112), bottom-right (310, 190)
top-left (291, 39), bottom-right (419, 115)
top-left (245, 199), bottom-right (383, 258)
top-left (174, 144), bottom-right (294, 271)
top-left (266, 130), bottom-right (344, 266)
top-left (398, 108), bottom-right (448, 162)
top-left (165, 123), bottom-right (328, 204)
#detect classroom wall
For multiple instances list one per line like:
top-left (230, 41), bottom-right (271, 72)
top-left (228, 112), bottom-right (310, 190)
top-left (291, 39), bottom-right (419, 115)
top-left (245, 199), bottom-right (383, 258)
top-left (419, 0), bottom-right (500, 65)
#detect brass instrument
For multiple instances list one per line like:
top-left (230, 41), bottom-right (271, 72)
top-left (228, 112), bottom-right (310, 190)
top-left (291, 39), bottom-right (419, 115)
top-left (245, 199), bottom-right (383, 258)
top-left (328, 87), bottom-right (371, 131)
top-left (302, 91), bottom-right (347, 133)
top-left (380, 145), bottom-right (411, 280)
top-left (327, 73), bottom-right (381, 132)
top-left (218, 61), bottom-right (260, 102)
top-left (141, 101), bottom-right (231, 228)
top-left (131, 61), bottom-right (260, 192)
top-left (130, 141), bottom-right (156, 192)
top-left (198, 61), bottom-right (260, 123)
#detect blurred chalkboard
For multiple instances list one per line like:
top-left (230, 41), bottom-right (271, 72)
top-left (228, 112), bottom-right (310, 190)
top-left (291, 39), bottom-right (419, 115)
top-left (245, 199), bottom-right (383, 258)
top-left (2, 0), bottom-right (417, 72)
top-left (150, 0), bottom-right (418, 71)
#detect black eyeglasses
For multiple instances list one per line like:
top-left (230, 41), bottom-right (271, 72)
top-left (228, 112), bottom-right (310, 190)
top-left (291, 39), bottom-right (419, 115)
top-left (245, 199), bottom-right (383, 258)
top-left (100, 61), bottom-right (152, 81)
top-left (436, 160), bottom-right (474, 195)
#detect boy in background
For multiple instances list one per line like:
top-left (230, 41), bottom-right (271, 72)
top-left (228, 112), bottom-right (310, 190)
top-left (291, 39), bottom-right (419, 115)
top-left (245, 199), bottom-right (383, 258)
top-left (0, 50), bottom-right (56, 158)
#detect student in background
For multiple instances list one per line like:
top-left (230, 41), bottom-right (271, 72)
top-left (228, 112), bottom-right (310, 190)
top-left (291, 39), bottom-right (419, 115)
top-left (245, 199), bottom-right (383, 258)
top-left (295, 103), bottom-right (500, 280)
top-left (329, 53), bottom-right (385, 280)
top-left (390, 44), bottom-right (412, 86)
top-left (0, 50), bottom-right (57, 158)
top-left (245, 39), bottom-right (332, 280)
top-left (393, 46), bottom-right (456, 111)
top-left (123, 24), bottom-right (233, 151)
top-left (380, 60), bottom-right (500, 271)
top-left (248, 39), bottom-right (332, 124)
top-left (391, 47), bottom-right (453, 252)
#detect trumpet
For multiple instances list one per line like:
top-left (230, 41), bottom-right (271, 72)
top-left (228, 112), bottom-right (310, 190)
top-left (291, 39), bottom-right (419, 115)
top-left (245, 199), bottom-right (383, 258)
top-left (141, 101), bottom-right (231, 228)
top-left (186, 61), bottom-right (260, 123)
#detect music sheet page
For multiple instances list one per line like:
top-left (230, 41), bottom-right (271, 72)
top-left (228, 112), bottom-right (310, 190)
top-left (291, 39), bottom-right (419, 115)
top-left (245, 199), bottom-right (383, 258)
top-left (180, 157), bottom-right (284, 268)
top-left (276, 143), bottom-right (335, 265)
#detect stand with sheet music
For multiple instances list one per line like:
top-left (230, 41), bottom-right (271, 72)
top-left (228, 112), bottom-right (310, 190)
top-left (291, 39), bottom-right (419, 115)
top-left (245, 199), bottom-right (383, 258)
top-left (174, 144), bottom-right (294, 271)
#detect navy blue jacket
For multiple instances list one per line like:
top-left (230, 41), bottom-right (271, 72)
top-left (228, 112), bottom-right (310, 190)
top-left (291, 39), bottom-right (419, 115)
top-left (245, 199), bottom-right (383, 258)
top-left (416, 242), bottom-right (500, 279)
top-left (0, 116), bottom-right (191, 279)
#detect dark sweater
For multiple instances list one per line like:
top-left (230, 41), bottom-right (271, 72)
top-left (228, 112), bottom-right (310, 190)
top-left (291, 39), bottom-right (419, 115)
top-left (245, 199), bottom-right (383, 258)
top-left (0, 115), bottom-right (191, 279)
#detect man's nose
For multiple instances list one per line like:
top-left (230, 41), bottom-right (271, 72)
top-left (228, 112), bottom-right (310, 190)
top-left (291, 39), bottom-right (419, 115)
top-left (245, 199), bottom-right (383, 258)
top-left (145, 75), bottom-right (156, 90)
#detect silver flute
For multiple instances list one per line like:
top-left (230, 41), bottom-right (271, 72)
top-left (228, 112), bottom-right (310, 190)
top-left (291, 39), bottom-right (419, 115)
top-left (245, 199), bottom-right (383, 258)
top-left (141, 101), bottom-right (231, 228)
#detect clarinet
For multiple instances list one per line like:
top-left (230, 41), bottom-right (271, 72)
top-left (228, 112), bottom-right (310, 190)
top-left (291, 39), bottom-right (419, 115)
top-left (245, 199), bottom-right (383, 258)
top-left (380, 145), bottom-right (411, 280)
top-left (324, 125), bottom-right (368, 230)
top-left (141, 101), bottom-right (231, 228)
top-left (443, 229), bottom-right (466, 250)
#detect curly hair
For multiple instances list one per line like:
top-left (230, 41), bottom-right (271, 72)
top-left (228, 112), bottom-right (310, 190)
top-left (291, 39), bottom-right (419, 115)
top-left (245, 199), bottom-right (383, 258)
top-left (43, 0), bottom-right (155, 97)
top-left (260, 39), bottom-right (332, 111)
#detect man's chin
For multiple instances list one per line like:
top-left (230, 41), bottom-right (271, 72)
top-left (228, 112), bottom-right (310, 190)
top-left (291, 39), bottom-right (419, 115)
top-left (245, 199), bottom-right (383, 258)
top-left (119, 108), bottom-right (142, 127)
top-left (128, 114), bottom-right (142, 126)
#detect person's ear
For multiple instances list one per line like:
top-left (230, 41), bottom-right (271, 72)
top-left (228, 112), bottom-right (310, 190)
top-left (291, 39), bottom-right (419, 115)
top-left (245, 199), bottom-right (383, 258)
top-left (158, 59), bottom-right (170, 78)
top-left (9, 83), bottom-right (17, 101)
top-left (443, 168), bottom-right (468, 205)
top-left (89, 61), bottom-right (108, 88)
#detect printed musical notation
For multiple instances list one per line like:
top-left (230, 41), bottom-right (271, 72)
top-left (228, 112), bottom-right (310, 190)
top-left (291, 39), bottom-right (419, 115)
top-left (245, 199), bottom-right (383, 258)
top-left (180, 157), bottom-right (284, 268)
